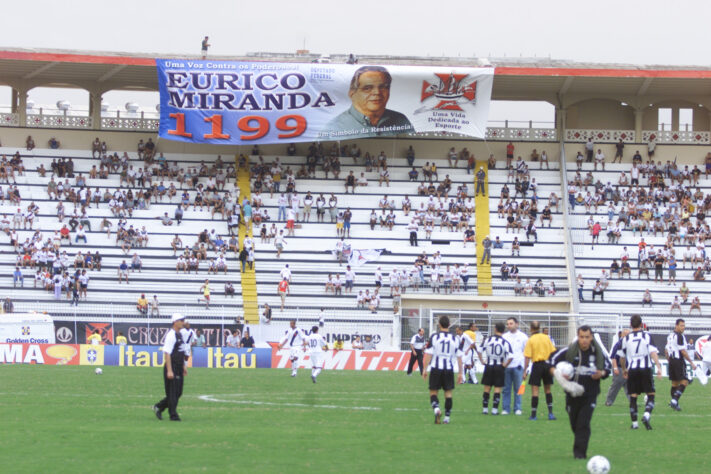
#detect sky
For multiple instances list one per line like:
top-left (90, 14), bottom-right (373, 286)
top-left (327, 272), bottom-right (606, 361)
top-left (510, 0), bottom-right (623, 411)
top-left (1, 0), bottom-right (709, 121)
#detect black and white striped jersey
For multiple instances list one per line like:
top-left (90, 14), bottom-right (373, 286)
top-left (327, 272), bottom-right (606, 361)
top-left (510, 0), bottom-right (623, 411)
top-left (425, 331), bottom-right (462, 371)
top-left (666, 331), bottom-right (687, 360)
top-left (482, 335), bottom-right (513, 367)
top-left (619, 330), bottom-right (658, 369)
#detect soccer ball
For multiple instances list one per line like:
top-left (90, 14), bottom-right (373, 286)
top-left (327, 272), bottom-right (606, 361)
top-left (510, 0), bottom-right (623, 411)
top-left (587, 455), bottom-right (610, 474)
top-left (95, 368), bottom-right (103, 375)
top-left (555, 361), bottom-right (574, 379)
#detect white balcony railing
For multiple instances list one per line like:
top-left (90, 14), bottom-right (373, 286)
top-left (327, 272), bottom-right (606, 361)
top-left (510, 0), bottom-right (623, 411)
top-left (565, 129), bottom-right (636, 143)
top-left (26, 114), bottom-right (92, 129)
top-left (642, 130), bottom-right (710, 145)
top-left (0, 112), bottom-right (19, 126)
top-left (101, 117), bottom-right (160, 131)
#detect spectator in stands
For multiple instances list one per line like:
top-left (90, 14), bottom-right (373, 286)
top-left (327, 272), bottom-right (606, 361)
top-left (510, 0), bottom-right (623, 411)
top-left (25, 135), bottom-right (35, 151)
top-left (150, 295), bottom-right (160, 316)
top-left (600, 270), bottom-right (609, 290)
top-left (594, 149), bottom-right (605, 170)
top-left (693, 266), bottom-right (705, 281)
top-left (137, 294), bottom-right (148, 315)
top-left (525, 221), bottom-right (537, 243)
top-left (679, 282), bottom-right (690, 303)
top-left (621, 260), bottom-right (632, 279)
top-left (475, 166), bottom-right (486, 196)
top-left (689, 296), bottom-right (702, 315)
top-left (48, 137), bottom-right (60, 149)
top-left (670, 296), bottom-right (682, 315)
top-left (131, 253), bottom-right (142, 273)
top-left (511, 237), bottom-right (520, 256)
top-left (590, 221), bottom-right (601, 249)
top-left (585, 138), bottom-right (594, 162)
top-left (278, 278), bottom-right (289, 311)
top-left (638, 259), bottom-right (650, 280)
top-left (261, 303), bottom-right (272, 323)
top-left (591, 280), bottom-right (604, 301)
top-left (240, 329), bottom-right (255, 348)
top-left (12, 266), bottom-right (23, 287)
top-left (641, 289), bottom-right (653, 307)
top-left (225, 282), bottom-right (236, 297)
top-left (226, 330), bottom-right (239, 348)
top-left (653, 253), bottom-right (665, 283)
top-left (3, 297), bottom-right (14, 313)
top-left (480, 236), bottom-right (491, 264)
top-left (576, 274), bottom-right (584, 301)
top-left (647, 137), bottom-right (656, 158)
top-left (118, 260), bottom-right (129, 284)
top-left (198, 280), bottom-right (211, 309)
top-left (609, 259), bottom-right (620, 278)
top-left (463, 227), bottom-right (475, 247)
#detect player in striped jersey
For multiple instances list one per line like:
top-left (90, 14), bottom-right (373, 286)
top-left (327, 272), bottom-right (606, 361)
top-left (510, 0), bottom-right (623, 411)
top-left (423, 316), bottom-right (463, 424)
top-left (480, 322), bottom-right (513, 415)
top-left (278, 320), bottom-right (306, 377)
top-left (665, 319), bottom-right (697, 411)
top-left (618, 315), bottom-right (662, 430)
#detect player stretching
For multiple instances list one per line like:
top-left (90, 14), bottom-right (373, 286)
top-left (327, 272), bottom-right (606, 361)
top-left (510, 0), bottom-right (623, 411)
top-left (481, 322), bottom-right (513, 415)
top-left (666, 318), bottom-right (697, 411)
top-left (523, 321), bottom-right (557, 420)
top-left (304, 326), bottom-right (328, 383)
top-left (619, 315), bottom-right (662, 430)
top-left (279, 320), bottom-right (305, 377)
top-left (423, 315), bottom-right (463, 424)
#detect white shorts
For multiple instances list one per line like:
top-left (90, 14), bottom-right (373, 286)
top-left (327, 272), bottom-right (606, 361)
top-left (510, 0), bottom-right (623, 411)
top-left (310, 352), bottom-right (323, 369)
top-left (289, 347), bottom-right (302, 361)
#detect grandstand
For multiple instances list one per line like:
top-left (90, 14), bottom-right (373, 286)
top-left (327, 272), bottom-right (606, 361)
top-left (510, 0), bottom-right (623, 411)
top-left (1, 48), bottom-right (711, 349)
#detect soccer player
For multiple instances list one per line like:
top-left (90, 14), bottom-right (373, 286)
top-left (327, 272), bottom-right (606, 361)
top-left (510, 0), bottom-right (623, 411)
top-left (481, 322), bottom-right (513, 415)
top-left (87, 329), bottom-right (102, 345)
top-left (304, 326), bottom-right (328, 383)
top-left (523, 321), bottom-right (557, 420)
top-left (666, 318), bottom-right (697, 411)
top-left (422, 315), bottom-right (463, 424)
top-left (461, 323), bottom-right (480, 384)
top-left (619, 314), bottom-right (662, 430)
top-left (279, 320), bottom-right (306, 377)
top-left (549, 325), bottom-right (611, 459)
top-left (407, 328), bottom-right (426, 376)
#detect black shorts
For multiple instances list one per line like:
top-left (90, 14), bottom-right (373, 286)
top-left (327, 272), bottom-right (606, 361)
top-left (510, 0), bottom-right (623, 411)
top-left (429, 368), bottom-right (455, 391)
top-left (626, 368), bottom-right (655, 394)
top-left (668, 358), bottom-right (687, 382)
top-left (482, 365), bottom-right (505, 388)
top-left (529, 361), bottom-right (553, 386)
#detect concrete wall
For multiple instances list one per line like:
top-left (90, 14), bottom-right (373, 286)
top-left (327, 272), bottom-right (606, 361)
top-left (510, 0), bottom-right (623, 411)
top-left (563, 142), bottom-right (710, 166)
top-left (567, 100), bottom-right (635, 130)
top-left (641, 101), bottom-right (710, 132)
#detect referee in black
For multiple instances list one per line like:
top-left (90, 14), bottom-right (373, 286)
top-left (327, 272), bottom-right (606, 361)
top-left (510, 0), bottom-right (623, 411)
top-left (153, 313), bottom-right (186, 421)
top-left (549, 325), bottom-right (611, 460)
top-left (407, 328), bottom-right (425, 375)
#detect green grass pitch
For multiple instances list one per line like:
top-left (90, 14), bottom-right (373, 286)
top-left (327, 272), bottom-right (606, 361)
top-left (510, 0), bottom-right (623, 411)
top-left (1, 365), bottom-right (708, 473)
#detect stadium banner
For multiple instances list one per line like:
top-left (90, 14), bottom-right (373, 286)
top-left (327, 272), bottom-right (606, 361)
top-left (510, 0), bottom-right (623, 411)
top-left (2, 313), bottom-right (56, 344)
top-left (0, 343), bottom-right (80, 365)
top-left (79, 345), bottom-right (271, 369)
top-left (156, 59), bottom-right (494, 144)
top-left (271, 346), bottom-right (417, 371)
top-left (54, 321), bottom-right (243, 347)
top-left (258, 322), bottom-right (392, 349)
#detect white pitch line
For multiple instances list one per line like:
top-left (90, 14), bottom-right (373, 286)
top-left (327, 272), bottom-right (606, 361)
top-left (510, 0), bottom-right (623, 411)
top-left (198, 394), bottom-right (381, 411)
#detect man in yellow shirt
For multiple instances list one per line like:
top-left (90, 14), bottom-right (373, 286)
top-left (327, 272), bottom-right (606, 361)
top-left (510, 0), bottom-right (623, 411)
top-left (137, 294), bottom-right (149, 315)
top-left (523, 321), bottom-right (557, 420)
top-left (87, 329), bottom-right (102, 345)
top-left (115, 332), bottom-right (128, 345)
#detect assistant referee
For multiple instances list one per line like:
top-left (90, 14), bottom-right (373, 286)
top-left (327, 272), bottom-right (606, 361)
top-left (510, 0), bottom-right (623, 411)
top-left (153, 313), bottom-right (186, 421)
top-left (523, 321), bottom-right (557, 420)
top-left (407, 328), bottom-right (426, 375)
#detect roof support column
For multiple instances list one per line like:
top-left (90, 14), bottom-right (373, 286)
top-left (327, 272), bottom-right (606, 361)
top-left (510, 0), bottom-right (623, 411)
top-left (634, 108), bottom-right (644, 143)
top-left (14, 87), bottom-right (28, 127)
top-left (89, 91), bottom-right (102, 130)
top-left (556, 107), bottom-right (567, 138)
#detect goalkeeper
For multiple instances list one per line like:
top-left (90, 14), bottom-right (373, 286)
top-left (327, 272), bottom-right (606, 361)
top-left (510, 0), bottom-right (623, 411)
top-left (548, 325), bottom-right (611, 460)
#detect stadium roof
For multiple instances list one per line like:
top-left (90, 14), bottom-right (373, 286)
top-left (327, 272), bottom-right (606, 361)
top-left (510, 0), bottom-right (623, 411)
top-left (1, 47), bottom-right (711, 102)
